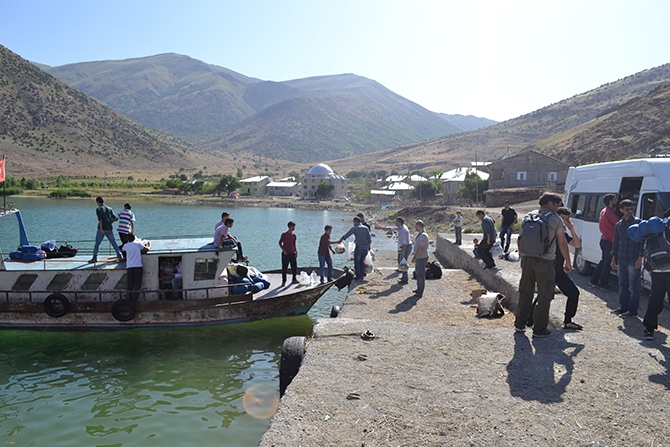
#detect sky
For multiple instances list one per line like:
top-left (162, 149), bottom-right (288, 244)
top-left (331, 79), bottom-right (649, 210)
top-left (2, 0), bottom-right (670, 122)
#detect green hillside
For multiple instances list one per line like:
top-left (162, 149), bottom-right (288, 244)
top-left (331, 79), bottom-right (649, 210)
top-left (0, 45), bottom-right (221, 177)
top-left (43, 56), bottom-right (463, 161)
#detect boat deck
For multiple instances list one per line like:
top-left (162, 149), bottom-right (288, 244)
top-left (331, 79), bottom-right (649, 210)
top-left (2, 237), bottom-right (233, 271)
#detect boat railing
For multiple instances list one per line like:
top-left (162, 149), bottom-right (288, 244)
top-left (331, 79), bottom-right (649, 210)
top-left (0, 281), bottom-right (258, 305)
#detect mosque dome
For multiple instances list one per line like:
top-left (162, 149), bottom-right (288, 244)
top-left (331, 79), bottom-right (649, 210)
top-left (306, 164), bottom-right (334, 176)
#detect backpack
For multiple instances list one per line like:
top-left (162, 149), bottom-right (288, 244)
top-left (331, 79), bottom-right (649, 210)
top-left (643, 220), bottom-right (670, 271)
top-left (428, 260), bottom-right (442, 279)
top-left (518, 211), bottom-right (554, 256)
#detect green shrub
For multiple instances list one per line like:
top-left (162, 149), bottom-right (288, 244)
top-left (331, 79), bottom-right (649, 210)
top-left (49, 188), bottom-right (91, 198)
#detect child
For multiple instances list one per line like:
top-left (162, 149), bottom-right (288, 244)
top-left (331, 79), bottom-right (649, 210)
top-left (473, 238), bottom-right (480, 259)
top-left (318, 225), bottom-right (338, 283)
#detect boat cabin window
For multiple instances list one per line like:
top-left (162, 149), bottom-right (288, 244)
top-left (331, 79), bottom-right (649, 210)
top-left (12, 274), bottom-right (38, 291)
top-left (114, 273), bottom-right (128, 291)
top-left (194, 258), bottom-right (219, 281)
top-left (81, 273), bottom-right (108, 291)
top-left (47, 273), bottom-right (73, 292)
top-left (159, 257), bottom-right (181, 300)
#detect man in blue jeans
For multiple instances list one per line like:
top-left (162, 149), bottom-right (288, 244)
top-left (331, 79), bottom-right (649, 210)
top-left (376, 217), bottom-right (412, 284)
top-left (499, 200), bottom-right (517, 253)
top-left (90, 196), bottom-right (124, 263)
top-left (610, 199), bottom-right (643, 317)
top-left (339, 216), bottom-right (372, 281)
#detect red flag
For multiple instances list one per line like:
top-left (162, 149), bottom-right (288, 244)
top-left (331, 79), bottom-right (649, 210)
top-left (0, 158), bottom-right (5, 183)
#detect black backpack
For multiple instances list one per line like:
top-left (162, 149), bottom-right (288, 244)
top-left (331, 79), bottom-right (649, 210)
top-left (518, 211), bottom-right (554, 256)
top-left (644, 224), bottom-right (670, 271)
top-left (428, 260), bottom-right (442, 279)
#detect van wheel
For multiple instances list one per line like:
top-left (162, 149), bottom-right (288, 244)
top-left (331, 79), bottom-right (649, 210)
top-left (279, 336), bottom-right (306, 397)
top-left (574, 249), bottom-right (594, 276)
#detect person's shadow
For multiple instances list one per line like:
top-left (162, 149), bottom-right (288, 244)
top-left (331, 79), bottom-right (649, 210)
top-left (506, 332), bottom-right (584, 403)
top-left (646, 331), bottom-right (670, 389)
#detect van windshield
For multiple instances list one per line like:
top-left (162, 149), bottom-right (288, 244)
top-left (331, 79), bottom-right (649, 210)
top-left (640, 192), bottom-right (670, 220)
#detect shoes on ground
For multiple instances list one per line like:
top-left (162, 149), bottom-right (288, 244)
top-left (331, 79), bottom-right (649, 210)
top-left (563, 321), bottom-right (583, 330)
top-left (327, 277), bottom-right (333, 282)
top-left (532, 329), bottom-right (551, 338)
top-left (291, 279), bottom-right (299, 285)
top-left (88, 258), bottom-right (97, 263)
top-left (413, 293), bottom-right (423, 298)
top-left (281, 282), bottom-right (286, 287)
top-left (588, 282), bottom-right (599, 288)
top-left (398, 279), bottom-right (408, 284)
top-left (611, 307), bottom-right (626, 315)
top-left (644, 329), bottom-right (654, 340)
top-left (620, 311), bottom-right (638, 318)
top-left (514, 326), bottom-right (526, 333)
top-left (483, 264), bottom-right (496, 270)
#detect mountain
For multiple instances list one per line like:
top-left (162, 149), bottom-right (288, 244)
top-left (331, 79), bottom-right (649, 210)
top-left (43, 56), bottom-right (463, 162)
top-left (438, 113), bottom-right (497, 132)
top-left (42, 53), bottom-right (259, 143)
top-left (326, 63), bottom-right (670, 174)
top-left (207, 74), bottom-right (463, 161)
top-left (0, 45), bottom-right (224, 177)
top-left (529, 82), bottom-right (670, 164)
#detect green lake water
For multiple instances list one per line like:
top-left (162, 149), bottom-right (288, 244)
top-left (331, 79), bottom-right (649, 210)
top-left (0, 197), bottom-right (394, 446)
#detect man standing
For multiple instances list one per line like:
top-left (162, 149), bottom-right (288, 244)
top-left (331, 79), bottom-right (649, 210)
top-left (453, 211), bottom-right (463, 246)
top-left (499, 200), bottom-right (518, 253)
top-left (610, 199), bottom-right (643, 318)
top-left (357, 213), bottom-right (372, 231)
top-left (122, 234), bottom-right (150, 301)
top-left (339, 216), bottom-right (372, 281)
top-left (90, 196), bottom-right (124, 263)
top-left (279, 221), bottom-right (299, 286)
top-left (412, 220), bottom-right (429, 298)
top-left (376, 217), bottom-right (412, 284)
top-left (642, 210), bottom-right (670, 340)
top-left (476, 210), bottom-right (497, 269)
top-left (515, 193), bottom-right (571, 338)
top-left (117, 203), bottom-right (135, 249)
top-left (590, 193), bottom-right (619, 288)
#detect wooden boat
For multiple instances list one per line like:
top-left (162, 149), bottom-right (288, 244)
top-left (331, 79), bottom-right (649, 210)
top-left (0, 209), bottom-right (353, 330)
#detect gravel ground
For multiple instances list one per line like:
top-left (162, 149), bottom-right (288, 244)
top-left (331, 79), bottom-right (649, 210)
top-left (259, 244), bottom-right (670, 447)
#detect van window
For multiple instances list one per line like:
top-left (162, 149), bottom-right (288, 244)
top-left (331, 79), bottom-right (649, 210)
top-left (570, 194), bottom-right (586, 219)
top-left (641, 192), bottom-right (670, 220)
top-left (585, 195), bottom-right (604, 222)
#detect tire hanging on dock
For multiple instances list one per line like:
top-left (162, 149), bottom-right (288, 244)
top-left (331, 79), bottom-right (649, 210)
top-left (279, 336), bottom-right (306, 397)
top-left (43, 293), bottom-right (69, 318)
top-left (111, 299), bottom-right (136, 322)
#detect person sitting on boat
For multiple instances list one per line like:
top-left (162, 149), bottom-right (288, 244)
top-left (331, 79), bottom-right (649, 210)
top-left (90, 196), bottom-right (124, 263)
top-left (214, 218), bottom-right (247, 262)
top-left (122, 233), bottom-right (150, 301)
top-left (214, 211), bottom-right (230, 231)
top-left (172, 260), bottom-right (183, 298)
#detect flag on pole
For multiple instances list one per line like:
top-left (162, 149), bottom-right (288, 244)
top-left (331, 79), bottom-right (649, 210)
top-left (0, 157), bottom-right (5, 183)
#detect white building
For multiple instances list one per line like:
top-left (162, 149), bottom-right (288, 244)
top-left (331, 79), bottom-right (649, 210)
top-left (267, 181), bottom-right (299, 197)
top-left (301, 164), bottom-right (348, 198)
top-left (440, 167), bottom-right (489, 205)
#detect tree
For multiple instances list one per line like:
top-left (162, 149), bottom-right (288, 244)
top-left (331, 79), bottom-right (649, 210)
top-left (289, 171), bottom-right (301, 183)
top-left (412, 181), bottom-right (437, 198)
top-left (457, 171), bottom-right (488, 202)
top-left (316, 181), bottom-right (334, 198)
top-left (430, 170), bottom-right (444, 191)
top-left (236, 168), bottom-right (243, 178)
top-left (215, 175), bottom-right (241, 196)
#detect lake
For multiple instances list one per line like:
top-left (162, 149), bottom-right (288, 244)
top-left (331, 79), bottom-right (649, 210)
top-left (0, 197), bottom-right (394, 446)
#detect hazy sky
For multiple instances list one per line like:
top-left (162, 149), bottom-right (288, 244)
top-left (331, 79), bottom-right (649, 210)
top-left (2, 0), bottom-right (669, 122)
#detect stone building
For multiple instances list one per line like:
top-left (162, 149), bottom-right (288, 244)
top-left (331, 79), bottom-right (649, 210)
top-left (487, 150), bottom-right (571, 190)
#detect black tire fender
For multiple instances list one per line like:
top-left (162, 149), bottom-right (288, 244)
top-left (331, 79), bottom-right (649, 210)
top-left (44, 293), bottom-right (69, 318)
top-left (111, 299), bottom-right (136, 322)
top-left (279, 336), bottom-right (306, 397)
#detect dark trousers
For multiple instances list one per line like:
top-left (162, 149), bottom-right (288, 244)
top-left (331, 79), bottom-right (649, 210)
top-left (477, 240), bottom-right (495, 268)
top-left (127, 267), bottom-right (143, 301)
top-left (281, 252), bottom-right (297, 284)
top-left (643, 271), bottom-right (670, 331)
top-left (415, 256), bottom-right (428, 296)
top-left (455, 227), bottom-right (462, 245)
top-left (354, 247), bottom-right (368, 280)
top-left (590, 239), bottom-right (613, 286)
top-left (516, 256), bottom-right (555, 332)
top-left (556, 270), bottom-right (580, 324)
top-left (118, 232), bottom-right (133, 247)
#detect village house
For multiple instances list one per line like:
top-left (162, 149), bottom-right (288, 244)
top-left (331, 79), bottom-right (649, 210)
top-left (239, 175), bottom-right (271, 195)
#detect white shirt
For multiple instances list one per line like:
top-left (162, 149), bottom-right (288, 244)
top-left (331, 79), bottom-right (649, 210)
top-left (122, 240), bottom-right (145, 268)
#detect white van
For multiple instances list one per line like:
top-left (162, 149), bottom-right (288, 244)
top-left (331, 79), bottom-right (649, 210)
top-left (564, 158), bottom-right (670, 288)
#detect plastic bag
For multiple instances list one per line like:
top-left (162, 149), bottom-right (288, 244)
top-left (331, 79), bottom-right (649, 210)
top-left (299, 271), bottom-right (312, 285)
top-left (364, 251), bottom-right (374, 274)
top-left (398, 257), bottom-right (409, 272)
top-left (335, 243), bottom-right (346, 254)
top-left (347, 241), bottom-right (356, 261)
top-left (492, 241), bottom-right (504, 257)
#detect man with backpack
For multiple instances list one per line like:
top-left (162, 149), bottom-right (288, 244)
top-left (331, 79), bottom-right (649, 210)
top-left (641, 210), bottom-right (670, 340)
top-left (514, 193), bottom-right (571, 338)
top-left (610, 199), bottom-right (643, 318)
